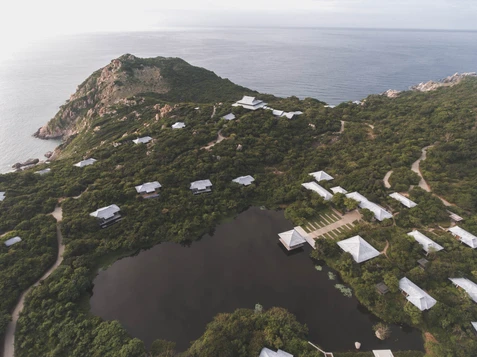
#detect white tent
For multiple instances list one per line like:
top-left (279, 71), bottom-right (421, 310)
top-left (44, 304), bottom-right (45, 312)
top-left (90, 204), bottom-right (121, 220)
top-left (279, 229), bottom-right (306, 250)
top-left (346, 192), bottom-right (393, 221)
top-left (407, 230), bottom-right (444, 254)
top-left (301, 182), bottom-right (333, 201)
top-left (272, 109), bottom-right (285, 116)
top-left (232, 175), bottom-right (255, 186)
top-left (373, 350), bottom-right (394, 357)
top-left (337, 235), bottom-right (380, 263)
top-left (449, 226), bottom-right (477, 248)
top-left (133, 136), bottom-right (152, 144)
top-left (4, 236), bottom-right (22, 247)
top-left (172, 122), bottom-right (186, 129)
top-left (472, 322), bottom-right (477, 332)
top-left (232, 96), bottom-right (267, 110)
top-left (135, 181), bottom-right (162, 194)
top-left (399, 277), bottom-right (437, 311)
top-left (449, 278), bottom-right (477, 303)
top-left (331, 186), bottom-right (348, 194)
top-left (259, 348), bottom-right (293, 357)
top-left (389, 192), bottom-right (417, 208)
top-left (74, 158), bottom-right (97, 167)
top-left (309, 170), bottom-right (334, 182)
top-left (0, 192), bottom-right (5, 201)
top-left (222, 113), bottom-right (236, 120)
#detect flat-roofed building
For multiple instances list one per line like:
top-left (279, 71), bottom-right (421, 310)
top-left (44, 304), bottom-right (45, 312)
top-left (373, 351), bottom-right (394, 357)
top-left (74, 158), bottom-right (97, 168)
top-left (259, 347), bottom-right (293, 357)
top-left (389, 192), bottom-right (417, 208)
top-left (0, 192), bottom-right (5, 201)
top-left (90, 204), bottom-right (122, 228)
top-left (301, 182), bottom-right (333, 201)
top-left (190, 179), bottom-right (213, 194)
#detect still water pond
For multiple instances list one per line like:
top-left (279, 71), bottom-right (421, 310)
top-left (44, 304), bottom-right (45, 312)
top-left (90, 207), bottom-right (423, 352)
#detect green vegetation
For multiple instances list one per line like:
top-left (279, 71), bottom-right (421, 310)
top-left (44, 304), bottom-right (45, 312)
top-left (1, 56), bottom-right (477, 356)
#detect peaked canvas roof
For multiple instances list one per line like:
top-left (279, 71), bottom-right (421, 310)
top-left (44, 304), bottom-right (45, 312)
top-left (309, 170), bottom-right (334, 182)
top-left (90, 204), bottom-right (120, 220)
top-left (279, 229), bottom-right (306, 247)
top-left (232, 175), bottom-right (255, 186)
top-left (407, 230), bottom-right (444, 253)
top-left (301, 182), bottom-right (333, 201)
top-left (399, 277), bottom-right (437, 311)
top-left (259, 348), bottom-right (294, 357)
top-left (190, 179), bottom-right (212, 190)
top-left (172, 122), bottom-right (186, 129)
top-left (133, 136), bottom-right (152, 144)
top-left (337, 235), bottom-right (380, 263)
top-left (373, 351), bottom-right (395, 357)
top-left (472, 322), bottom-right (477, 332)
top-left (331, 186), bottom-right (348, 194)
top-left (4, 236), bottom-right (22, 247)
top-left (222, 113), bottom-right (236, 120)
top-left (346, 192), bottom-right (393, 221)
top-left (135, 181), bottom-right (162, 193)
top-left (449, 226), bottom-right (477, 248)
top-left (449, 278), bottom-right (477, 303)
top-left (0, 192), bottom-right (5, 201)
top-left (74, 158), bottom-right (97, 167)
top-left (389, 192), bottom-right (417, 208)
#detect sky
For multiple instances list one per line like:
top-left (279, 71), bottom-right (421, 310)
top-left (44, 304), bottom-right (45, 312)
top-left (1, 0), bottom-right (476, 51)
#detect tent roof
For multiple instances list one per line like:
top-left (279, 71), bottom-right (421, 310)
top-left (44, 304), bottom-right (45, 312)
top-left (331, 186), bottom-right (348, 194)
top-left (4, 236), bottom-right (22, 247)
top-left (172, 122), bottom-right (186, 129)
top-left (373, 351), bottom-right (395, 357)
top-left (302, 182), bottom-right (333, 201)
top-left (90, 204), bottom-right (120, 219)
top-left (449, 278), bottom-right (477, 303)
top-left (133, 136), bottom-right (152, 144)
top-left (232, 175), bottom-right (255, 186)
top-left (346, 192), bottom-right (393, 221)
top-left (337, 235), bottom-right (380, 263)
top-left (399, 277), bottom-right (437, 311)
top-left (74, 158), bottom-right (97, 167)
top-left (190, 179), bottom-right (212, 190)
top-left (389, 193), bottom-right (417, 208)
top-left (135, 181), bottom-right (162, 193)
top-left (259, 348), bottom-right (293, 357)
top-left (278, 229), bottom-right (306, 247)
top-left (472, 322), bottom-right (477, 332)
top-left (407, 230), bottom-right (444, 253)
top-left (222, 113), bottom-right (236, 120)
top-left (309, 170), bottom-right (334, 182)
top-left (449, 226), bottom-right (477, 248)
top-left (0, 192), bottom-right (5, 201)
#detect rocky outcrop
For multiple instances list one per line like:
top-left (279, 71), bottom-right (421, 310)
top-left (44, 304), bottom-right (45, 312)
top-left (383, 89), bottom-right (401, 98)
top-left (411, 72), bottom-right (477, 92)
top-left (12, 158), bottom-right (39, 170)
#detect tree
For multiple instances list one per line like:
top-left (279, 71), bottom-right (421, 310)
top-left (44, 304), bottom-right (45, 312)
top-left (344, 198), bottom-right (359, 211)
top-left (361, 208), bottom-right (375, 222)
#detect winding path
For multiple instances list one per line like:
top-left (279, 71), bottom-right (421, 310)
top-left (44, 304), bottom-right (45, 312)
top-left (383, 170), bottom-right (393, 189)
top-left (2, 205), bottom-right (64, 357)
top-left (339, 120), bottom-right (345, 134)
top-left (202, 129), bottom-right (227, 150)
top-left (211, 105), bottom-right (216, 119)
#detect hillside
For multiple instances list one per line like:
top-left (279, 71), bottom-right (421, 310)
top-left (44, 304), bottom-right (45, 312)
top-left (1, 57), bottom-right (477, 357)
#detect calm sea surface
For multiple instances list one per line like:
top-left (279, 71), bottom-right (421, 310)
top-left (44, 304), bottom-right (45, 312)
top-left (0, 27), bottom-right (476, 172)
top-left (90, 207), bottom-right (423, 352)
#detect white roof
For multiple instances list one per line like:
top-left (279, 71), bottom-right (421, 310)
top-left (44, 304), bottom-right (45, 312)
top-left (399, 277), bottom-right (437, 311)
top-left (135, 181), bottom-right (162, 193)
top-left (35, 168), bottom-right (51, 175)
top-left (472, 322), bottom-right (477, 332)
top-left (331, 186), bottom-right (348, 194)
top-left (190, 179), bottom-right (212, 190)
top-left (259, 348), bottom-right (293, 357)
top-left (133, 136), bottom-right (152, 144)
top-left (172, 122), bottom-right (186, 129)
top-left (4, 236), bottom-right (22, 247)
top-left (0, 192), bottom-right (5, 201)
top-left (232, 175), bottom-right (255, 186)
top-left (449, 226), bottom-right (477, 248)
top-left (309, 170), bottom-right (334, 182)
top-left (346, 192), bottom-right (393, 221)
top-left (389, 192), bottom-right (417, 208)
top-left (449, 278), bottom-right (477, 303)
top-left (90, 204), bottom-right (120, 220)
top-left (337, 235), bottom-right (380, 263)
top-left (233, 96), bottom-right (267, 110)
top-left (301, 182), bottom-right (333, 201)
top-left (284, 111), bottom-right (303, 119)
top-left (74, 158), bottom-right (97, 167)
top-left (373, 351), bottom-right (394, 357)
top-left (222, 113), bottom-right (236, 120)
top-left (272, 109), bottom-right (285, 116)
top-left (238, 96), bottom-right (261, 106)
top-left (448, 212), bottom-right (464, 222)
top-left (279, 229), bottom-right (306, 248)
top-left (407, 230), bottom-right (444, 253)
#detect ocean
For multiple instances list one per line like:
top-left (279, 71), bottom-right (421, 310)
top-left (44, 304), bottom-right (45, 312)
top-left (0, 27), bottom-right (476, 173)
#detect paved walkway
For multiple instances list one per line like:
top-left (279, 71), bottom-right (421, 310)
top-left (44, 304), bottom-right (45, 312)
top-left (2, 205), bottom-right (64, 357)
top-left (383, 170), bottom-right (393, 189)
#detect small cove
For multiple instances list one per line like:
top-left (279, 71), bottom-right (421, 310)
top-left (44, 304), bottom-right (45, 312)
top-left (90, 207), bottom-right (424, 352)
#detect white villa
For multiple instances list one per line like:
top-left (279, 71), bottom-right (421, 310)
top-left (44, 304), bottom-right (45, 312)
top-left (278, 228), bottom-right (307, 251)
top-left (399, 277), bottom-right (437, 311)
top-left (133, 136), bottom-right (152, 144)
top-left (272, 109), bottom-right (285, 117)
top-left (222, 113), bottom-right (236, 120)
top-left (4, 236), bottom-right (22, 247)
top-left (190, 179), bottom-right (213, 194)
top-left (337, 235), bottom-right (380, 263)
top-left (259, 348), bottom-right (293, 357)
top-left (407, 230), bottom-right (444, 254)
top-left (172, 122), bottom-right (186, 129)
top-left (472, 322), bottom-right (477, 332)
top-left (309, 170), bottom-right (334, 182)
top-left (331, 186), bottom-right (348, 194)
top-left (135, 181), bottom-right (162, 198)
top-left (448, 226), bottom-right (477, 248)
top-left (389, 192), bottom-right (417, 208)
top-left (74, 158), bottom-right (97, 168)
top-left (449, 278), bottom-right (477, 303)
top-left (301, 182), bottom-right (333, 201)
top-left (35, 168), bottom-right (51, 175)
top-left (346, 192), bottom-right (393, 221)
top-left (373, 351), bottom-right (395, 357)
top-left (232, 175), bottom-right (255, 186)
top-left (0, 192), bottom-right (5, 201)
top-left (448, 211), bottom-right (464, 222)
top-left (90, 204), bottom-right (122, 228)
top-left (233, 96), bottom-right (267, 111)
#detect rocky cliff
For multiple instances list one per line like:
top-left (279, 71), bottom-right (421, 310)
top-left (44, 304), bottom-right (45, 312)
top-left (34, 54), bottom-right (253, 139)
top-left (411, 72), bottom-right (477, 92)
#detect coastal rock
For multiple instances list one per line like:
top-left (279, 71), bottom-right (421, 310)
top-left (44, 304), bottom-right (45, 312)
top-left (44, 151), bottom-right (53, 158)
top-left (411, 72), bottom-right (477, 92)
top-left (12, 158), bottom-right (39, 169)
top-left (383, 89), bottom-right (401, 98)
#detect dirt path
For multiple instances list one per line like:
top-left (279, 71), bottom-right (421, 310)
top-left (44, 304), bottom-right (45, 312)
top-left (383, 170), bottom-right (393, 189)
top-left (339, 120), bottom-right (345, 134)
top-left (381, 240), bottom-right (390, 258)
top-left (211, 105), bottom-right (216, 119)
top-left (2, 205), bottom-right (64, 357)
top-left (202, 129), bottom-right (227, 150)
